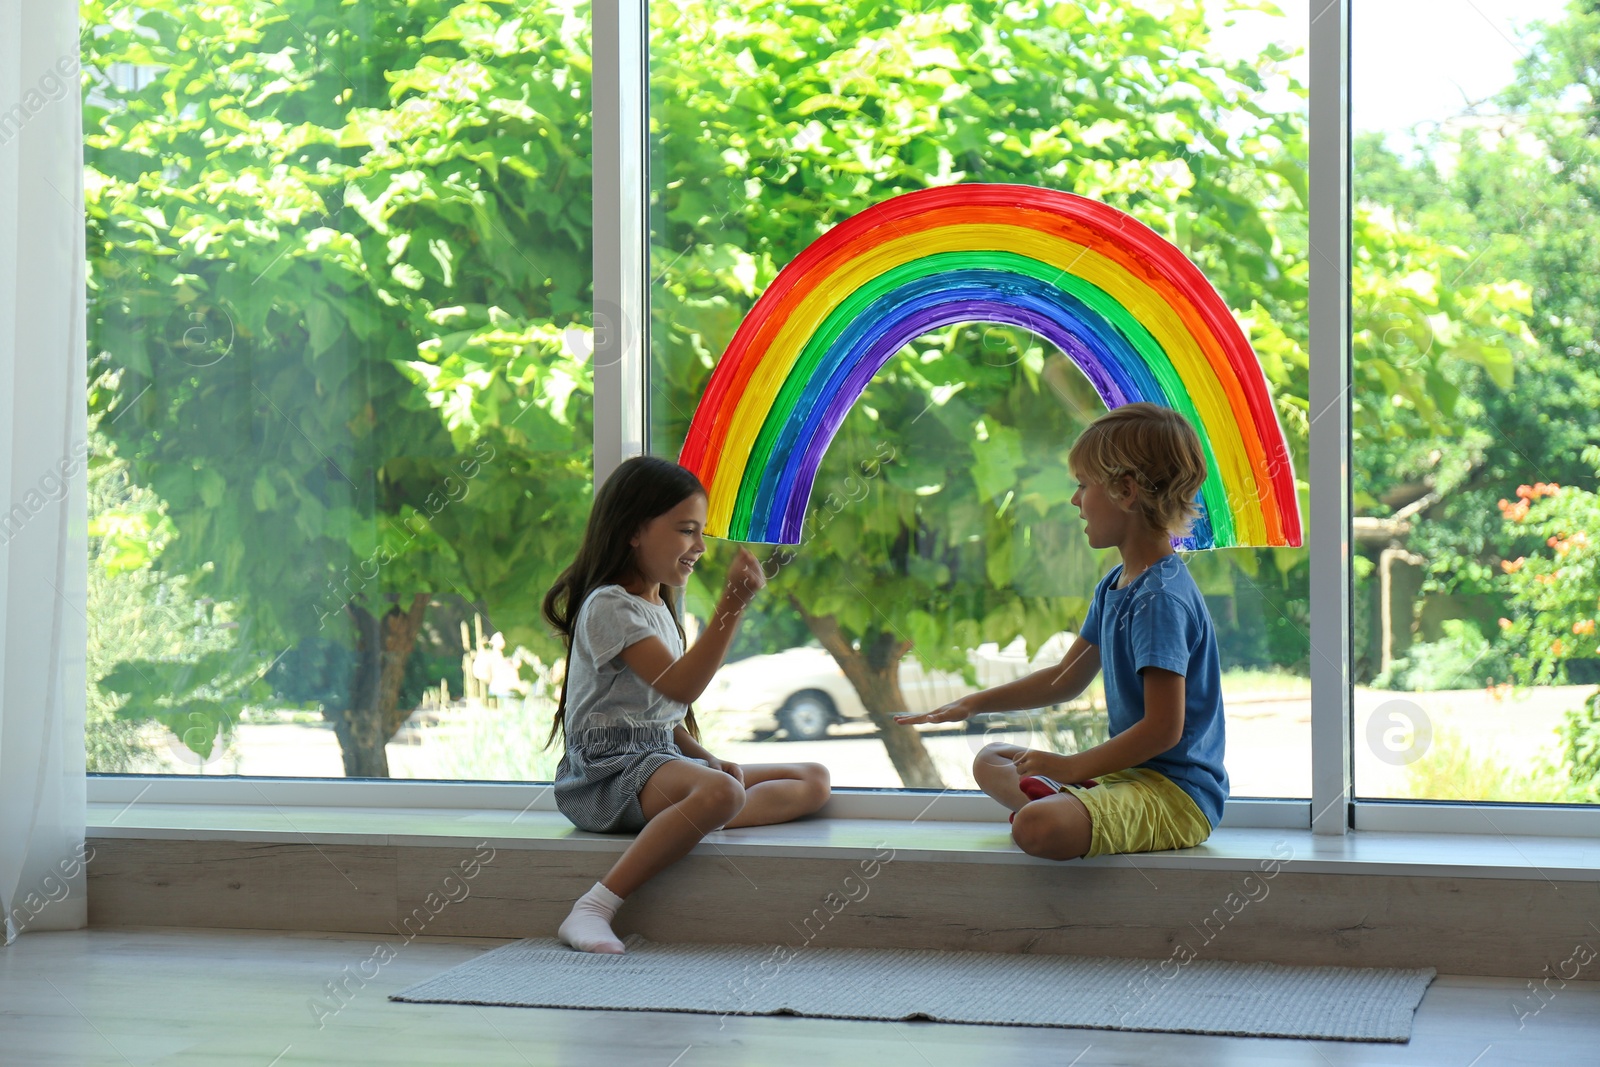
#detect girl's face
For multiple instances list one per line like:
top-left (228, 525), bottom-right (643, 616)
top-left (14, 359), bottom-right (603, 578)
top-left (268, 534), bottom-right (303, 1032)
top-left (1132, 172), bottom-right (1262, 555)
top-left (629, 492), bottom-right (708, 591)
top-left (1070, 470), bottom-right (1135, 550)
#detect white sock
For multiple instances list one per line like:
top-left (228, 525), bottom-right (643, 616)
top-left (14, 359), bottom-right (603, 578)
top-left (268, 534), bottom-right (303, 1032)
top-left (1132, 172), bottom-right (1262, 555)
top-left (558, 881), bottom-right (626, 954)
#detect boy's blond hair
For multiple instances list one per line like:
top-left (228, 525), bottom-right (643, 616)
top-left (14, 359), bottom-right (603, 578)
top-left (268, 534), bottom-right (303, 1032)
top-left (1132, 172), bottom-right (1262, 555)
top-left (1068, 403), bottom-right (1208, 539)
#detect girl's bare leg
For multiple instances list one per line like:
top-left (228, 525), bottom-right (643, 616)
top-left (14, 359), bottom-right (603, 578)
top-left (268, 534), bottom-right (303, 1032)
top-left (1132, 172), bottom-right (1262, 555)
top-left (721, 762), bottom-right (831, 828)
top-left (599, 760), bottom-right (746, 898)
top-left (972, 742), bottom-right (1031, 811)
top-left (561, 761), bottom-right (748, 953)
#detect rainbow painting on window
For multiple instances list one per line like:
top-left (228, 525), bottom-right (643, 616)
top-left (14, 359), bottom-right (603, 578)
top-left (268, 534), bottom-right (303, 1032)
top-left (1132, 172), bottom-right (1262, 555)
top-left (677, 184), bottom-right (1302, 551)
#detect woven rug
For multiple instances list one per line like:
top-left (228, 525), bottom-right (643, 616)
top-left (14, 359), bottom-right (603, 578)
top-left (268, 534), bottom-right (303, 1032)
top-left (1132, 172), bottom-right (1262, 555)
top-left (391, 936), bottom-right (1436, 1042)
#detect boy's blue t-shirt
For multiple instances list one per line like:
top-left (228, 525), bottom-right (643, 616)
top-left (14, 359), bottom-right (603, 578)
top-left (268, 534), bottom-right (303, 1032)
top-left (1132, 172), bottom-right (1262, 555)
top-left (1078, 553), bottom-right (1229, 829)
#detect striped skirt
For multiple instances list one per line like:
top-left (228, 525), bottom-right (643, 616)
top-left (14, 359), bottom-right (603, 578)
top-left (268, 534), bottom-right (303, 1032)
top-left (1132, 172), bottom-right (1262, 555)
top-left (554, 724), bottom-right (712, 834)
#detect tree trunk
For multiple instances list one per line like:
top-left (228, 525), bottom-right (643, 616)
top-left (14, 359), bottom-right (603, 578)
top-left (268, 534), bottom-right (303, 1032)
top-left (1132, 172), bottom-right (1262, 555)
top-left (792, 598), bottom-right (946, 789)
top-left (333, 592), bottom-right (431, 778)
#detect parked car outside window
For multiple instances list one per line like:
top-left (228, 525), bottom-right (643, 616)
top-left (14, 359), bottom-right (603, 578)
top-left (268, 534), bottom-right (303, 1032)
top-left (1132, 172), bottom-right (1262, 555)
top-left (697, 633), bottom-right (1079, 741)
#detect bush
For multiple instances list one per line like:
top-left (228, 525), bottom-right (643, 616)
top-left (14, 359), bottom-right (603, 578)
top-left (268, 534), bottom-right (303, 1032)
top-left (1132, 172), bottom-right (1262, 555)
top-left (266, 631), bottom-right (465, 715)
top-left (403, 697), bottom-right (566, 783)
top-left (1561, 690), bottom-right (1600, 803)
top-left (1495, 470), bottom-right (1600, 688)
top-left (1398, 724), bottom-right (1572, 803)
top-left (87, 426), bottom-right (247, 771)
top-left (1040, 703), bottom-right (1112, 757)
top-left (1371, 618), bottom-right (1514, 691)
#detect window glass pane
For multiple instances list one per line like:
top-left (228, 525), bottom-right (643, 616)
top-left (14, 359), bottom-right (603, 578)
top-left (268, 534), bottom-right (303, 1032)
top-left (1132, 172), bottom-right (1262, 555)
top-left (1352, 0), bottom-right (1599, 805)
top-left (84, 0), bottom-right (593, 780)
top-left (649, 1), bottom-right (1310, 795)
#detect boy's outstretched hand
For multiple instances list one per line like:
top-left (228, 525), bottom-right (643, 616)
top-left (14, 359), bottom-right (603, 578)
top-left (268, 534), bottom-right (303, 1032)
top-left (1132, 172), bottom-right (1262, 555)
top-left (894, 696), bottom-right (978, 726)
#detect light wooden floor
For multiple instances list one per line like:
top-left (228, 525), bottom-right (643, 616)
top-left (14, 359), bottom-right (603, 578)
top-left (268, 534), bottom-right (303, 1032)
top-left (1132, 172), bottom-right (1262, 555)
top-left (2, 927), bottom-right (1597, 1066)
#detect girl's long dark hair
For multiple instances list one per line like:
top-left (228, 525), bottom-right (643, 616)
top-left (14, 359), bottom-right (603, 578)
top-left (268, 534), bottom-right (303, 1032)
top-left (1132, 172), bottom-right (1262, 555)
top-left (542, 455), bottom-right (707, 748)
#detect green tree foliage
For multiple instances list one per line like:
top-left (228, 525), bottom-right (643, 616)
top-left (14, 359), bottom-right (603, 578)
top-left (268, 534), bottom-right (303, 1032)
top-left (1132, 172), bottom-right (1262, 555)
top-left (1503, 0), bottom-right (1600, 366)
top-left (82, 0), bottom-right (1553, 790)
top-left (84, 0), bottom-right (594, 776)
top-left (1350, 1), bottom-right (1600, 686)
top-left (1354, 133), bottom-right (1582, 566)
top-left (647, 0), bottom-right (1320, 785)
top-left (1348, 181), bottom-right (1537, 682)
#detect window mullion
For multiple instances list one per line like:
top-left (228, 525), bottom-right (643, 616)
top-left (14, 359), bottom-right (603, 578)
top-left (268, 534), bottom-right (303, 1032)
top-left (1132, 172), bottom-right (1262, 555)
top-left (592, 0), bottom-right (649, 487)
top-left (1309, 0), bottom-right (1354, 835)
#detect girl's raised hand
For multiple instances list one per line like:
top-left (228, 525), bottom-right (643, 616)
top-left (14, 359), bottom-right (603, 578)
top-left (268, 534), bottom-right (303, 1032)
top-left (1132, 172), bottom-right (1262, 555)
top-left (722, 546), bottom-right (767, 608)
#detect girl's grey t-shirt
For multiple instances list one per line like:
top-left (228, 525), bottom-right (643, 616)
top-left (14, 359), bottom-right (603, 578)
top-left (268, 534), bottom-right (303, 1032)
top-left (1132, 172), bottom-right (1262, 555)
top-left (566, 584), bottom-right (687, 749)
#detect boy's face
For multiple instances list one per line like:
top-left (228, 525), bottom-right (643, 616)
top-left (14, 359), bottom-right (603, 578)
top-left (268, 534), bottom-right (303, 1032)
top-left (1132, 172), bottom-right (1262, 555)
top-left (1070, 471), bottom-right (1136, 550)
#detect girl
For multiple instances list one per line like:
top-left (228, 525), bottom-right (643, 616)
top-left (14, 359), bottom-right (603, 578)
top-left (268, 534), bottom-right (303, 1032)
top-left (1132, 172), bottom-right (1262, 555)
top-left (542, 456), bottom-right (832, 953)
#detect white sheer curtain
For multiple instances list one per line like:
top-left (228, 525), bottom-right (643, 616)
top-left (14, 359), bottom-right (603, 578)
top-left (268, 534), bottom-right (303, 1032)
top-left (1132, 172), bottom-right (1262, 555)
top-left (0, 0), bottom-right (89, 945)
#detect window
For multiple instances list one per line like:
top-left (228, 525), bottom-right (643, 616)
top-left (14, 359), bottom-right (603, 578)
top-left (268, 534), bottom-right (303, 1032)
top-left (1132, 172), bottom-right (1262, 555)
top-left (1351, 0), bottom-right (1600, 809)
top-left (78, 0), bottom-right (1600, 833)
top-left (84, 0), bottom-right (592, 781)
top-left (647, 0), bottom-right (1311, 795)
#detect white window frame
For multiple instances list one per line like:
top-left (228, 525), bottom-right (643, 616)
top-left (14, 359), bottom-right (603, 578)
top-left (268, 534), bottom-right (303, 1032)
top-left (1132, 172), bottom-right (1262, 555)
top-left (1308, 0), bottom-right (1353, 837)
top-left (86, 0), bottom-right (1600, 839)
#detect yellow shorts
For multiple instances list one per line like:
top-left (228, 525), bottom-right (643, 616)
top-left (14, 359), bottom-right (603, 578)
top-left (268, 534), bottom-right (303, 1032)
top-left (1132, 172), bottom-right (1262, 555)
top-left (1058, 767), bottom-right (1213, 858)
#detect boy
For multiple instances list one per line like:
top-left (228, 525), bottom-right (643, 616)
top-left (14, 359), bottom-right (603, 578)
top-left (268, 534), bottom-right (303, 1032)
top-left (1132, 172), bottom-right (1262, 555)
top-left (895, 403), bottom-right (1227, 860)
